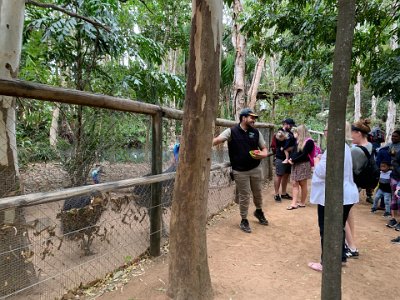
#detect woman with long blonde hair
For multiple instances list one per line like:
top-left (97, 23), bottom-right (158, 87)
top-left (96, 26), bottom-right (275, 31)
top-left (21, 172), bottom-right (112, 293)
top-left (287, 125), bottom-right (314, 209)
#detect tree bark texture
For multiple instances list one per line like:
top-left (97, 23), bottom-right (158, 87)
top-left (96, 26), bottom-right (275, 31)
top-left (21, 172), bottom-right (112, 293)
top-left (167, 0), bottom-right (222, 299)
top-left (0, 0), bottom-right (37, 296)
top-left (247, 54), bottom-right (265, 110)
top-left (353, 72), bottom-right (361, 121)
top-left (322, 0), bottom-right (356, 299)
top-left (232, 0), bottom-right (246, 121)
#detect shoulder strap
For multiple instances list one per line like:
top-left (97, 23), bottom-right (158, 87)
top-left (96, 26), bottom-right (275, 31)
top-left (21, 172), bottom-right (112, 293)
top-left (356, 145), bottom-right (371, 159)
top-left (304, 137), bottom-right (313, 146)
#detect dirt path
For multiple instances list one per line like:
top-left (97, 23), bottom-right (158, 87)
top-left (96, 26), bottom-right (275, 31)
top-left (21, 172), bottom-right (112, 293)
top-left (93, 183), bottom-right (400, 300)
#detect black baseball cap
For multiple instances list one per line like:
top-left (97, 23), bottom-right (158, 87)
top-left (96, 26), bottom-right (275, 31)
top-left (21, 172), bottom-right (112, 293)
top-left (282, 118), bottom-right (296, 126)
top-left (239, 108), bottom-right (258, 118)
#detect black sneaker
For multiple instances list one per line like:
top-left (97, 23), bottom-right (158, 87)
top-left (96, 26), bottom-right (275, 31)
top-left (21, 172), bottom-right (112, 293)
top-left (370, 208), bottom-right (377, 213)
top-left (254, 209), bottom-right (269, 225)
top-left (345, 247), bottom-right (359, 258)
top-left (281, 193), bottom-right (293, 200)
top-left (395, 223), bottom-right (400, 231)
top-left (240, 219), bottom-right (251, 233)
top-left (383, 212), bottom-right (391, 218)
top-left (387, 218), bottom-right (398, 228)
top-left (391, 236), bottom-right (400, 244)
top-left (274, 194), bottom-right (282, 202)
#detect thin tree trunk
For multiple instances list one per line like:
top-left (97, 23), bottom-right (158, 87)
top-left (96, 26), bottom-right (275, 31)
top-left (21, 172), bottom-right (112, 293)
top-left (270, 54), bottom-right (278, 119)
top-left (270, 53), bottom-right (278, 91)
top-left (247, 54), bottom-right (265, 110)
top-left (0, 0), bottom-right (37, 296)
top-left (386, 99), bottom-right (396, 141)
top-left (322, 0), bottom-right (356, 299)
top-left (50, 103), bottom-right (60, 148)
top-left (232, 0), bottom-right (246, 121)
top-left (386, 21), bottom-right (398, 140)
top-left (371, 95), bottom-right (377, 121)
top-left (167, 0), bottom-right (222, 298)
top-left (354, 72), bottom-right (361, 121)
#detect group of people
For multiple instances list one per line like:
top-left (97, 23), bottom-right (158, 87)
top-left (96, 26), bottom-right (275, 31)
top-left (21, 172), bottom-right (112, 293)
top-left (369, 129), bottom-right (400, 243)
top-left (212, 107), bottom-right (399, 273)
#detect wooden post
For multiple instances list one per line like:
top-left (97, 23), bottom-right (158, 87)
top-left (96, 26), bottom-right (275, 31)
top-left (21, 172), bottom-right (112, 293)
top-left (150, 112), bottom-right (162, 256)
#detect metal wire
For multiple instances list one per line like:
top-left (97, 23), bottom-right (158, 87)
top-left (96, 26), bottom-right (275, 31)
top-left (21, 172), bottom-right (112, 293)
top-left (0, 105), bottom-right (274, 300)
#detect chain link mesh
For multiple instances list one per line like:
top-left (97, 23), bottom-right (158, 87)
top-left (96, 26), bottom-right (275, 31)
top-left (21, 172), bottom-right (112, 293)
top-left (0, 101), bottom-right (273, 299)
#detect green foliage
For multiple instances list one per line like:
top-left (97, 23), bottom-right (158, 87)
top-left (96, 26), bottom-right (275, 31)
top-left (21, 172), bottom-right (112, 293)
top-left (18, 0), bottom-right (190, 181)
top-left (370, 50), bottom-right (400, 103)
top-left (16, 100), bottom-right (58, 165)
top-left (243, 0), bottom-right (400, 96)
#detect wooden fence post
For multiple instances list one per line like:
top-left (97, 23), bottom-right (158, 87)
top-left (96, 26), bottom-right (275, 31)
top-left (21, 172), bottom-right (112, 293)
top-left (150, 111), bottom-right (162, 256)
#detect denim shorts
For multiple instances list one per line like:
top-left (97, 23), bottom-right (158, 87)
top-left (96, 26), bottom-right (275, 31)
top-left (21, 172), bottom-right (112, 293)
top-left (275, 159), bottom-right (291, 176)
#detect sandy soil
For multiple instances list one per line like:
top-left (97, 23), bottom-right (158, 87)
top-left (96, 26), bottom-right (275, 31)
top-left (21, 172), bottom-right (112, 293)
top-left (94, 183), bottom-right (400, 300)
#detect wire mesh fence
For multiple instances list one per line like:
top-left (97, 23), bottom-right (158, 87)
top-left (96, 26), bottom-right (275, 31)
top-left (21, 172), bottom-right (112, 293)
top-left (0, 97), bottom-right (274, 300)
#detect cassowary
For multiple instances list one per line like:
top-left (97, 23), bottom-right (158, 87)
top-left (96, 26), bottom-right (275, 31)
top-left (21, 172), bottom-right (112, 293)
top-left (132, 164), bottom-right (176, 236)
top-left (57, 192), bottom-right (105, 256)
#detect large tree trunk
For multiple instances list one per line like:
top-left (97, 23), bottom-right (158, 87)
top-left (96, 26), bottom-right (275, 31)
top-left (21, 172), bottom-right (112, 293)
top-left (322, 0), bottom-right (356, 299)
top-left (167, 0), bottom-right (222, 299)
top-left (232, 0), bottom-right (246, 121)
top-left (354, 72), bottom-right (361, 121)
top-left (247, 54), bottom-right (265, 110)
top-left (0, 0), bottom-right (37, 296)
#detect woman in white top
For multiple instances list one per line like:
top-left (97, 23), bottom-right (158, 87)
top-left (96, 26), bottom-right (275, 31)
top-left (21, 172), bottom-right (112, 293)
top-left (308, 122), bottom-right (359, 272)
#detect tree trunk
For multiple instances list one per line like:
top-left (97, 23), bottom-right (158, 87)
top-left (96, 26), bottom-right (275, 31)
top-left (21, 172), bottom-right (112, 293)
top-left (0, 0), bottom-right (37, 296)
top-left (322, 0), bottom-right (356, 299)
top-left (270, 54), bottom-right (278, 92)
top-left (232, 0), bottom-right (246, 121)
top-left (371, 95), bottom-right (377, 121)
top-left (386, 21), bottom-right (398, 140)
top-left (167, 0), bottom-right (222, 299)
top-left (354, 72), bottom-right (361, 121)
top-left (270, 54), bottom-right (278, 119)
top-left (386, 99), bottom-right (396, 141)
top-left (49, 103), bottom-right (60, 148)
top-left (247, 54), bottom-right (265, 110)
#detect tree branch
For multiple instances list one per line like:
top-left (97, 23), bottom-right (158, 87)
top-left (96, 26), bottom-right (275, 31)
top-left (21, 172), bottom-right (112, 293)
top-left (25, 0), bottom-right (111, 33)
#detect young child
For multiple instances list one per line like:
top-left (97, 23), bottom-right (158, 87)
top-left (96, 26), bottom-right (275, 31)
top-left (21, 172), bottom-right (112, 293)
top-left (276, 130), bottom-right (291, 164)
top-left (371, 161), bottom-right (392, 217)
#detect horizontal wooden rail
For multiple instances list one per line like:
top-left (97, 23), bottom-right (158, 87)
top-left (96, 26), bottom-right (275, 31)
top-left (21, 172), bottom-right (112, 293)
top-left (0, 78), bottom-right (274, 128)
top-left (309, 129), bottom-right (324, 135)
top-left (0, 162), bottom-right (230, 210)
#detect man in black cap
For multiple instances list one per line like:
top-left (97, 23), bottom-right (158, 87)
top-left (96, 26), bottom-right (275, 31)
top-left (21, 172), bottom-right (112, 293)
top-left (213, 108), bottom-right (269, 233)
top-left (270, 118), bottom-right (296, 202)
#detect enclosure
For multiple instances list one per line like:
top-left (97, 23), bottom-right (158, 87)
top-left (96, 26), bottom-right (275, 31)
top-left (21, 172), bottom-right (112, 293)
top-left (0, 78), bottom-right (277, 300)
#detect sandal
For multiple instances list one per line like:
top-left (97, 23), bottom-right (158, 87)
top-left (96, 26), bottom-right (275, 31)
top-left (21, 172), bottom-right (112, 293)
top-left (286, 205), bottom-right (298, 210)
top-left (308, 262), bottom-right (323, 272)
top-left (298, 204), bottom-right (306, 208)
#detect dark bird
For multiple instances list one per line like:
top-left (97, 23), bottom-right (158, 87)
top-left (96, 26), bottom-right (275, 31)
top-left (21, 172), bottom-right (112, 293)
top-left (132, 164), bottom-right (177, 236)
top-left (58, 191), bottom-right (105, 255)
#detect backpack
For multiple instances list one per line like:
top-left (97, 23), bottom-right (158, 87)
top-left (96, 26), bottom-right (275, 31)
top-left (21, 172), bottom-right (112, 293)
top-left (353, 145), bottom-right (380, 189)
top-left (304, 138), bottom-right (321, 167)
